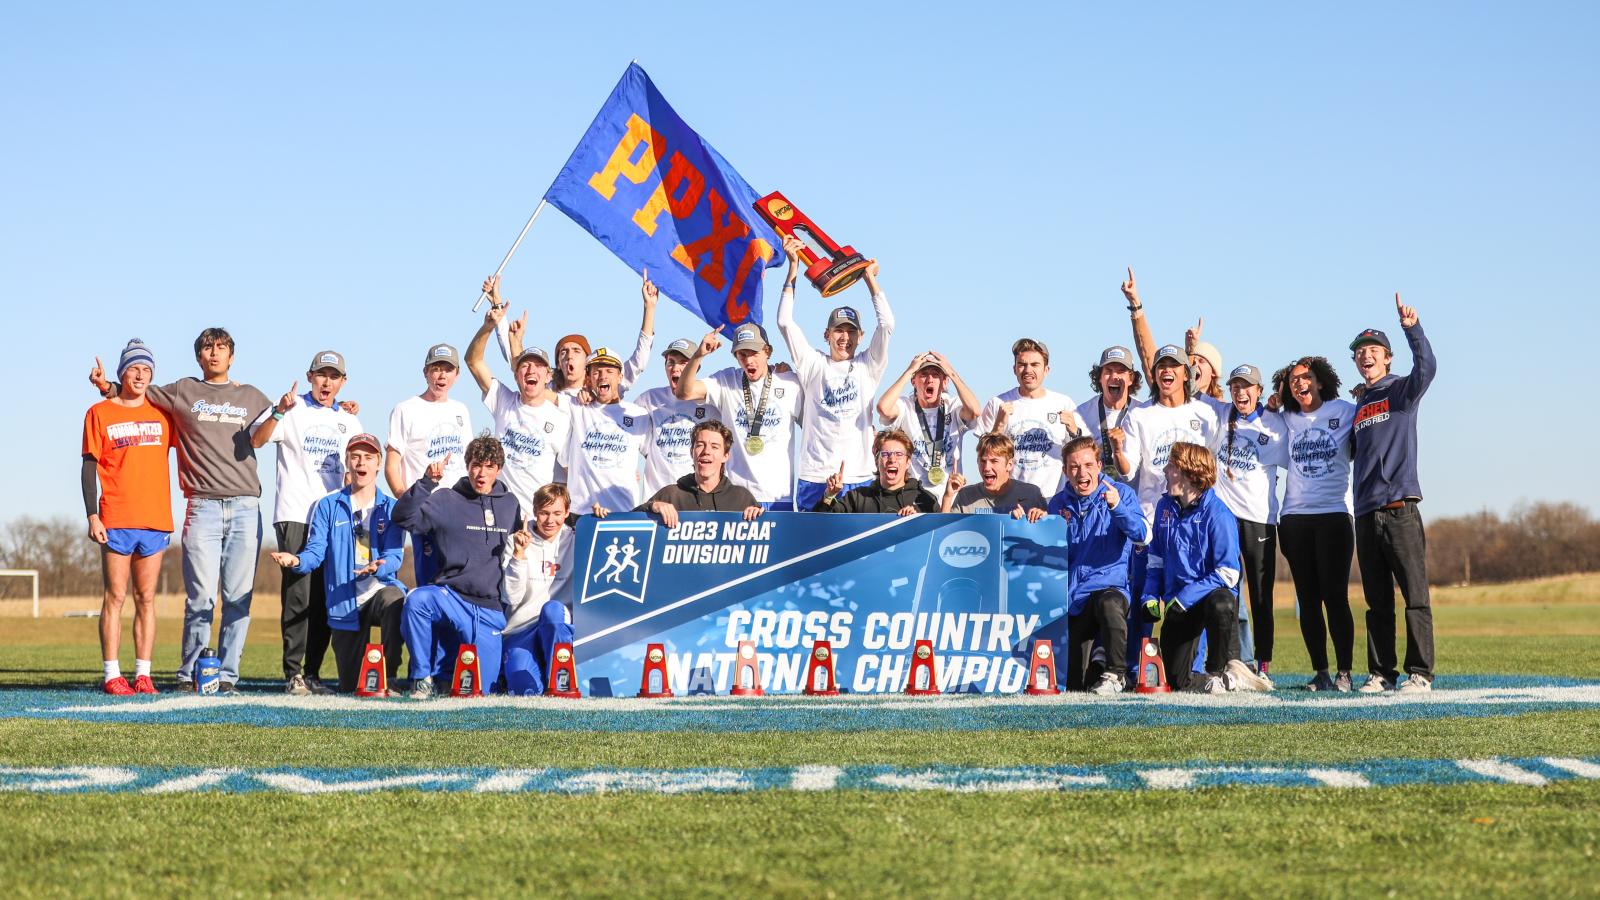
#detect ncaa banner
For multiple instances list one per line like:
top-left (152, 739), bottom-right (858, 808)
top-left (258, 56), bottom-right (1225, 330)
top-left (572, 513), bottom-right (1071, 695)
top-left (545, 64), bottom-right (783, 331)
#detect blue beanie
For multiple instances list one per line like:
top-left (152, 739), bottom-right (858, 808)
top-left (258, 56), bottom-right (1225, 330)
top-left (117, 339), bottom-right (155, 379)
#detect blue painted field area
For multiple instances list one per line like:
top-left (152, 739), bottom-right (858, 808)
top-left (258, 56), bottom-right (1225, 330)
top-left (2, 756), bottom-right (1597, 795)
top-left (5, 674), bottom-right (1598, 733)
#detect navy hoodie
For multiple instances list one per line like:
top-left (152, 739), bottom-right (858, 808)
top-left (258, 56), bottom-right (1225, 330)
top-left (392, 474), bottom-right (522, 610)
top-left (1351, 322), bottom-right (1436, 516)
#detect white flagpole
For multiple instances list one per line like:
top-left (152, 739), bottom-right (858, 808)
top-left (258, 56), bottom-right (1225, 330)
top-left (471, 197), bottom-right (548, 312)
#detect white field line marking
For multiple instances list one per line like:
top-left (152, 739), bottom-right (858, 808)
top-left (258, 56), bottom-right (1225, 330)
top-left (253, 772), bottom-right (472, 794)
top-left (1456, 759), bottom-right (1550, 786)
top-left (559, 770), bottom-right (751, 794)
top-left (473, 769), bottom-right (547, 793)
top-left (0, 766), bottom-right (138, 791)
top-left (143, 768), bottom-right (241, 794)
top-left (43, 684), bottom-right (1600, 715)
top-left (1540, 757), bottom-right (1600, 779)
top-left (872, 768), bottom-right (1108, 793)
top-left (791, 765), bottom-right (842, 791)
top-left (1303, 768), bottom-right (1373, 788)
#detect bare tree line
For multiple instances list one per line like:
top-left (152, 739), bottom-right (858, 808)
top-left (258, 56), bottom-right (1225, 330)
top-left (1, 503), bottom-right (1595, 600)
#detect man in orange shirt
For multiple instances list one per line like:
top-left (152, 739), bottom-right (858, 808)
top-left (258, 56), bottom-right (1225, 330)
top-left (82, 339), bottom-right (174, 695)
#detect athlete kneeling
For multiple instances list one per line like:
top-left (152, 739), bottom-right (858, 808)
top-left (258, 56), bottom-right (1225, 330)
top-left (394, 434), bottom-right (522, 699)
top-left (501, 483), bottom-right (576, 695)
top-left (1140, 442), bottom-right (1271, 693)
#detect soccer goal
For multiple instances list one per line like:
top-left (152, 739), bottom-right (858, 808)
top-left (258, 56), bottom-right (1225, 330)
top-left (0, 569), bottom-right (40, 618)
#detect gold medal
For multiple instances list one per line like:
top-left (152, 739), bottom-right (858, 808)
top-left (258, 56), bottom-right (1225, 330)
top-left (927, 466), bottom-right (945, 485)
top-left (745, 435), bottom-right (765, 455)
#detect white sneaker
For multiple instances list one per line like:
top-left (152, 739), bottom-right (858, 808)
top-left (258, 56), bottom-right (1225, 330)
top-left (1202, 674), bottom-right (1230, 694)
top-left (285, 674), bottom-right (310, 696)
top-left (409, 677), bottom-right (434, 700)
top-left (1089, 672), bottom-right (1124, 695)
top-left (1225, 659), bottom-right (1272, 692)
top-left (1398, 674), bottom-right (1433, 693)
top-left (1357, 674), bottom-right (1395, 693)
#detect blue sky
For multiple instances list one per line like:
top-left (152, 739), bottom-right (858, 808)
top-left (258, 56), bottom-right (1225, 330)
top-left (3, 2), bottom-right (1596, 524)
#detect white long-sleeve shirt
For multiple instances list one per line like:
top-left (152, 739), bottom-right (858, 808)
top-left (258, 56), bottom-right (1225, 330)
top-left (502, 526), bottom-right (574, 636)
top-left (775, 284), bottom-right (894, 482)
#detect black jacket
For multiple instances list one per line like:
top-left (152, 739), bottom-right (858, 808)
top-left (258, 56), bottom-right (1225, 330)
top-left (637, 473), bottom-right (759, 512)
top-left (813, 479), bottom-right (939, 513)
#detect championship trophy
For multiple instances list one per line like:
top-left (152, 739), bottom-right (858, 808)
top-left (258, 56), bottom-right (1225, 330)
top-left (355, 643), bottom-right (387, 698)
top-left (730, 640), bottom-right (764, 696)
top-left (546, 643), bottom-right (581, 698)
top-left (451, 645), bottom-right (482, 697)
top-left (1135, 638), bottom-right (1172, 694)
top-left (1023, 639), bottom-right (1061, 696)
top-left (803, 640), bottom-right (840, 695)
top-left (904, 639), bottom-right (939, 696)
top-left (753, 191), bottom-right (873, 297)
top-left (636, 643), bottom-right (674, 698)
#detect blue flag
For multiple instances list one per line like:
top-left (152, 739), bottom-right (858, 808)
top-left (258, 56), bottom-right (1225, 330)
top-left (546, 64), bottom-right (782, 330)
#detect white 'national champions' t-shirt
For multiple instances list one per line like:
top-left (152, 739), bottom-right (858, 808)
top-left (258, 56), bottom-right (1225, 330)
top-left (565, 401), bottom-right (650, 513)
top-left (776, 286), bottom-right (894, 483)
top-left (1212, 407), bottom-right (1289, 525)
top-left (1077, 394), bottom-right (1147, 484)
top-left (977, 388), bottom-right (1088, 496)
top-left (386, 395), bottom-right (472, 489)
top-left (702, 367), bottom-right (803, 504)
top-left (483, 379), bottom-right (570, 517)
top-left (887, 394), bottom-right (969, 485)
top-left (1281, 399), bottom-right (1357, 517)
top-left (261, 394), bottom-right (363, 525)
top-left (635, 387), bottom-right (718, 500)
top-left (1120, 398), bottom-right (1222, 520)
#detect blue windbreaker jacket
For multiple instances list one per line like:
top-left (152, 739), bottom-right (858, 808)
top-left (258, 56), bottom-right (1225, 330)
top-left (1046, 480), bottom-right (1149, 614)
top-left (290, 487), bottom-right (405, 631)
top-left (1141, 489), bottom-right (1241, 610)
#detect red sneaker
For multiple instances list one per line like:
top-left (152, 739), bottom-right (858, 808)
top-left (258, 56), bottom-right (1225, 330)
top-left (103, 676), bottom-right (135, 696)
top-left (132, 675), bottom-right (158, 694)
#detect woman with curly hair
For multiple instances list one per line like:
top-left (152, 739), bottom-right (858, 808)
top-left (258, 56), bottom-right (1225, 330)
top-left (1274, 356), bottom-right (1359, 692)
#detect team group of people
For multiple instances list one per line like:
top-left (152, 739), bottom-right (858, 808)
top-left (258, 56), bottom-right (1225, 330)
top-left (81, 236), bottom-right (1438, 697)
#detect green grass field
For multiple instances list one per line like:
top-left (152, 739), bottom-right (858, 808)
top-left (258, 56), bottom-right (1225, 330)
top-left (3, 577), bottom-right (1599, 897)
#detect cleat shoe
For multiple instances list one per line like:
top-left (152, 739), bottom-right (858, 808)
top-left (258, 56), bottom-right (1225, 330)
top-left (409, 677), bottom-right (434, 700)
top-left (132, 675), bottom-right (158, 694)
top-left (103, 676), bottom-right (135, 696)
top-left (285, 674), bottom-right (311, 696)
top-left (1398, 674), bottom-right (1434, 694)
top-left (1225, 659), bottom-right (1272, 692)
top-left (219, 681), bottom-right (240, 696)
top-left (1304, 671), bottom-right (1336, 692)
top-left (1089, 672), bottom-right (1125, 695)
top-left (1357, 674), bottom-right (1395, 694)
top-left (304, 677), bottom-right (336, 696)
top-left (173, 679), bottom-right (194, 693)
top-left (1334, 671), bottom-right (1354, 693)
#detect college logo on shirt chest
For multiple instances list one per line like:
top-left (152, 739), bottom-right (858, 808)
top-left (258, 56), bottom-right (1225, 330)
top-left (1190, 419), bottom-right (1202, 432)
top-left (623, 416), bottom-right (635, 427)
top-left (1328, 418), bottom-right (1341, 429)
top-left (774, 388), bottom-right (785, 399)
top-left (544, 421), bottom-right (555, 433)
top-left (1257, 433), bottom-right (1270, 445)
top-left (1047, 412), bottom-right (1059, 424)
top-left (694, 406), bottom-right (706, 419)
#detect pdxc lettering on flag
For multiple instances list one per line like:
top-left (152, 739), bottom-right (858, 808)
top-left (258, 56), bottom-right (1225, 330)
top-left (546, 64), bottom-right (782, 331)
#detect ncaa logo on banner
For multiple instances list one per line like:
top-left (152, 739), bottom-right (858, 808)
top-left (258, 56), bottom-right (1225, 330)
top-left (937, 531), bottom-right (990, 569)
top-left (581, 520), bottom-right (657, 604)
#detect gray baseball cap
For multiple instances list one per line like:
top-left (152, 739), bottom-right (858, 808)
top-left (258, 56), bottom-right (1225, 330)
top-left (662, 338), bottom-right (695, 360)
top-left (826, 306), bottom-right (862, 331)
top-left (515, 346), bottom-right (551, 367)
top-left (308, 350), bottom-right (347, 375)
top-left (731, 323), bottom-right (771, 354)
top-left (1098, 345), bottom-right (1135, 368)
top-left (1227, 363), bottom-right (1262, 387)
top-left (423, 343), bottom-right (460, 369)
top-left (1153, 344), bottom-right (1186, 366)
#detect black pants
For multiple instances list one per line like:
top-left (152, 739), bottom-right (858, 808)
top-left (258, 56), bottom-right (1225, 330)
top-left (1066, 588), bottom-right (1129, 689)
top-left (1159, 588), bottom-right (1238, 691)
top-left (1356, 502), bottom-right (1435, 680)
top-left (277, 521), bottom-right (330, 680)
top-left (1278, 512), bottom-right (1355, 672)
top-left (329, 586), bottom-right (406, 694)
top-left (1238, 519), bottom-right (1278, 664)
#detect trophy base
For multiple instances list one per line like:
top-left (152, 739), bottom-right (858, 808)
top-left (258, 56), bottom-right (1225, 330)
top-left (806, 248), bottom-right (871, 298)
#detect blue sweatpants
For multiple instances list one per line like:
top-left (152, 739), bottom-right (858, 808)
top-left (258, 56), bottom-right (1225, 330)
top-left (502, 600), bottom-right (574, 695)
top-left (402, 585), bottom-right (506, 687)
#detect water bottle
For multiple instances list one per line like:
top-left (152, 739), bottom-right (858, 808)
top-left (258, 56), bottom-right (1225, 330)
top-left (194, 648), bottom-right (223, 695)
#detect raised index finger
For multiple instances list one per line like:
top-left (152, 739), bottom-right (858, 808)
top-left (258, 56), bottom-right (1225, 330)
top-left (1395, 292), bottom-right (1403, 309)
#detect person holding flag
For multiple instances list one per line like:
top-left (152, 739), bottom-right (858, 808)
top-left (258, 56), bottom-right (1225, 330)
top-left (775, 235), bottom-right (894, 511)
